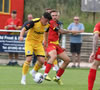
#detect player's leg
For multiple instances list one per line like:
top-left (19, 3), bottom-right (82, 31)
top-left (21, 56), bottom-right (32, 85)
top-left (53, 51), bottom-right (70, 85)
top-left (32, 53), bottom-right (37, 66)
top-left (31, 58), bottom-right (51, 81)
top-left (53, 59), bottom-right (59, 71)
top-left (30, 43), bottom-right (51, 81)
top-left (44, 50), bottom-right (57, 77)
top-left (31, 56), bottom-right (45, 78)
top-left (41, 56), bottom-right (48, 70)
top-left (21, 41), bottom-right (33, 85)
top-left (29, 54), bottom-right (37, 74)
top-left (31, 43), bottom-right (45, 74)
top-left (58, 51), bottom-right (70, 75)
top-left (41, 45), bottom-right (49, 70)
top-left (88, 60), bottom-right (100, 90)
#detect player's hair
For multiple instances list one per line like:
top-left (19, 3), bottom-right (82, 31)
top-left (45, 8), bottom-right (52, 13)
top-left (74, 16), bottom-right (80, 20)
top-left (43, 12), bottom-right (52, 20)
top-left (11, 10), bottom-right (17, 14)
top-left (50, 9), bottom-right (59, 15)
top-left (45, 8), bottom-right (52, 11)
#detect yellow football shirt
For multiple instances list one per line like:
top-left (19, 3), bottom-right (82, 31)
top-left (24, 18), bottom-right (50, 43)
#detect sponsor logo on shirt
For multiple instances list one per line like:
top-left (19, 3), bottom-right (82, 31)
top-left (27, 50), bottom-right (30, 54)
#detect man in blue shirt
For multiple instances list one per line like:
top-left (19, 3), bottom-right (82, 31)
top-left (67, 16), bottom-right (85, 68)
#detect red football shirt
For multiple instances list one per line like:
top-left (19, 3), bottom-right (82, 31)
top-left (48, 20), bottom-right (59, 43)
top-left (93, 22), bottom-right (100, 36)
top-left (5, 17), bottom-right (22, 30)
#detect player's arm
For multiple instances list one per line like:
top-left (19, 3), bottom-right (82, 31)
top-left (92, 33), bottom-right (99, 54)
top-left (44, 27), bottom-right (49, 48)
top-left (19, 21), bottom-right (34, 41)
top-left (52, 25), bottom-right (71, 34)
top-left (89, 23), bottom-right (100, 62)
top-left (89, 33), bottom-right (99, 62)
top-left (19, 28), bottom-right (26, 41)
top-left (58, 29), bottom-right (72, 34)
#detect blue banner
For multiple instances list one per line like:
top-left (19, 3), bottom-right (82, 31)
top-left (0, 35), bottom-right (26, 53)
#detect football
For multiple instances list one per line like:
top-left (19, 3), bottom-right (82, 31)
top-left (33, 73), bottom-right (44, 84)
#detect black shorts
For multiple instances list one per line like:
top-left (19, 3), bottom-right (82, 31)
top-left (70, 43), bottom-right (82, 54)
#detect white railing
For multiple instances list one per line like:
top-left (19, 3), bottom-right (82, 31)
top-left (61, 32), bottom-right (93, 48)
top-left (0, 29), bottom-right (93, 35)
top-left (0, 29), bottom-right (94, 48)
top-left (0, 29), bottom-right (21, 32)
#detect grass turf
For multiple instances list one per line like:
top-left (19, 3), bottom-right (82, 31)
top-left (0, 66), bottom-right (100, 90)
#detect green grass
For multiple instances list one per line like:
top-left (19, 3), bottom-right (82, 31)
top-left (0, 66), bottom-right (100, 90)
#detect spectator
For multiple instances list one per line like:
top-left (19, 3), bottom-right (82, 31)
top-left (22, 14), bottom-right (33, 29)
top-left (27, 14), bottom-right (33, 21)
top-left (45, 8), bottom-right (52, 13)
top-left (4, 10), bottom-right (22, 66)
top-left (67, 16), bottom-right (84, 68)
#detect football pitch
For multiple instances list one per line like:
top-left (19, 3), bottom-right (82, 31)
top-left (0, 66), bottom-right (100, 90)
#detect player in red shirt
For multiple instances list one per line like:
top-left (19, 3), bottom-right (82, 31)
top-left (43, 10), bottom-right (71, 85)
top-left (88, 22), bottom-right (100, 90)
top-left (4, 10), bottom-right (22, 66)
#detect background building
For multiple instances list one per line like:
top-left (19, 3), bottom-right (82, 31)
top-left (0, 0), bottom-right (24, 29)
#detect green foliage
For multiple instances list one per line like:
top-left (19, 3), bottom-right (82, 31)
top-left (24, 0), bottom-right (100, 32)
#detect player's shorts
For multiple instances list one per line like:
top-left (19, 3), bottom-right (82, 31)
top-left (95, 47), bottom-right (100, 61)
top-left (46, 43), bottom-right (64, 55)
top-left (25, 40), bottom-right (45, 56)
top-left (70, 43), bottom-right (82, 54)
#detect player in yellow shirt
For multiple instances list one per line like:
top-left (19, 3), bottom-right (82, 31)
top-left (19, 12), bottom-right (52, 85)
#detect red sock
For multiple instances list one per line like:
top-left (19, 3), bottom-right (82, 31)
top-left (44, 61), bottom-right (47, 66)
top-left (45, 63), bottom-right (52, 74)
top-left (88, 69), bottom-right (96, 90)
top-left (57, 68), bottom-right (65, 77)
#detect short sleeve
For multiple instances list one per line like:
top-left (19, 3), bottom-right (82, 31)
top-left (24, 21), bottom-right (34, 30)
top-left (17, 19), bottom-right (22, 26)
top-left (67, 23), bottom-right (72, 30)
top-left (45, 27), bottom-right (49, 32)
top-left (50, 22), bottom-right (59, 32)
top-left (80, 24), bottom-right (85, 30)
top-left (93, 23), bottom-right (100, 34)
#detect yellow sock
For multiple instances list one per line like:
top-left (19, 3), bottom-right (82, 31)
top-left (22, 61), bottom-right (30, 75)
top-left (53, 59), bottom-right (58, 65)
top-left (33, 61), bottom-right (42, 72)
